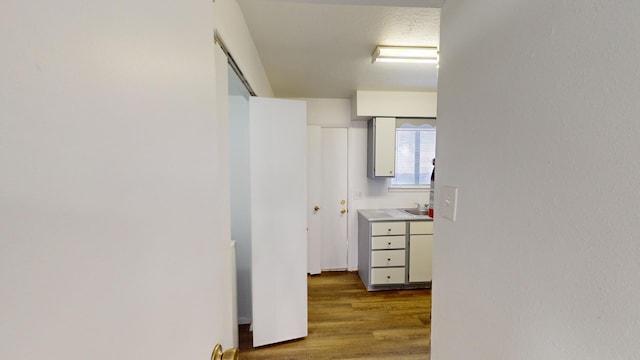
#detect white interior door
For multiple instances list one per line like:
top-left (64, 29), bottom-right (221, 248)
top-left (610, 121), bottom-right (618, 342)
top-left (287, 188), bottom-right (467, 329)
top-left (321, 128), bottom-right (348, 270)
top-left (250, 97), bottom-right (307, 347)
top-left (307, 126), bottom-right (322, 275)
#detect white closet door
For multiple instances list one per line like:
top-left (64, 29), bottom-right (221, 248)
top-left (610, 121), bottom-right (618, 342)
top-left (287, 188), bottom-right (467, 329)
top-left (307, 126), bottom-right (322, 275)
top-left (321, 128), bottom-right (348, 270)
top-left (250, 97), bottom-right (308, 347)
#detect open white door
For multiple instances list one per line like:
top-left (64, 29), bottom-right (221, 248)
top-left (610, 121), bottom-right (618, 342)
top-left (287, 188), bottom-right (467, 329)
top-left (250, 97), bottom-right (308, 347)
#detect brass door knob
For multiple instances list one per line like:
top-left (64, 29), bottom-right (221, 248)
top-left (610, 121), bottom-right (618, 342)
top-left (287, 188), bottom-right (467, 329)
top-left (212, 344), bottom-right (239, 360)
top-left (314, 206), bottom-right (320, 211)
top-left (340, 208), bottom-right (347, 214)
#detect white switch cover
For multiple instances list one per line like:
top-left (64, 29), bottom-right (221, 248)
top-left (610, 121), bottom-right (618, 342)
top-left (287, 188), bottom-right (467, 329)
top-left (441, 186), bottom-right (458, 221)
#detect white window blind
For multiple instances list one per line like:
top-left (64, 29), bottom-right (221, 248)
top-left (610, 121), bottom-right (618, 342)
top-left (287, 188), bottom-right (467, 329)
top-left (391, 124), bottom-right (436, 187)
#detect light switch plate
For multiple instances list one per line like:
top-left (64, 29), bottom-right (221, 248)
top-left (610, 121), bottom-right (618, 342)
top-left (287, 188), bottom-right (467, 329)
top-left (441, 186), bottom-right (458, 221)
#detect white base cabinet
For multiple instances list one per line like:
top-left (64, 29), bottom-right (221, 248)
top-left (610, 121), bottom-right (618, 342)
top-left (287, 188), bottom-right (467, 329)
top-left (358, 212), bottom-right (433, 291)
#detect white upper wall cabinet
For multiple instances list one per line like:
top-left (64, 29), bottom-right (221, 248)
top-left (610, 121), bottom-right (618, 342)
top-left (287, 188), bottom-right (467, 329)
top-left (367, 117), bottom-right (396, 178)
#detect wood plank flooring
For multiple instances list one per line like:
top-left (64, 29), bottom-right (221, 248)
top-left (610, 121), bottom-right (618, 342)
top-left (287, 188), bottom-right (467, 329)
top-left (238, 271), bottom-right (431, 359)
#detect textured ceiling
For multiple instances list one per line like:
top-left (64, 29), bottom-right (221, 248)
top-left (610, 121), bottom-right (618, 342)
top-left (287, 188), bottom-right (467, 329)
top-left (238, 0), bottom-right (441, 99)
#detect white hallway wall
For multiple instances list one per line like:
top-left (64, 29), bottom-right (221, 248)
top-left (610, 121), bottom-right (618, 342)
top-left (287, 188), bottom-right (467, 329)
top-left (0, 0), bottom-right (235, 359)
top-left (432, 1), bottom-right (640, 359)
top-left (215, 0), bottom-right (277, 327)
top-left (214, 0), bottom-right (274, 98)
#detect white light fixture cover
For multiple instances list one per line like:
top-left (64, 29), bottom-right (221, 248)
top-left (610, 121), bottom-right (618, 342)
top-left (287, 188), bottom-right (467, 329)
top-left (372, 45), bottom-right (438, 64)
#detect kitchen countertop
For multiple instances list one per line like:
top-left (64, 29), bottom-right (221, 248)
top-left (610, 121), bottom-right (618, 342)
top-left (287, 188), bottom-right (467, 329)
top-left (358, 208), bottom-right (433, 222)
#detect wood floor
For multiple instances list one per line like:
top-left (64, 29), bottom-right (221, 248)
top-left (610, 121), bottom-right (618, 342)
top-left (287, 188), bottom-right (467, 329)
top-left (238, 271), bottom-right (431, 359)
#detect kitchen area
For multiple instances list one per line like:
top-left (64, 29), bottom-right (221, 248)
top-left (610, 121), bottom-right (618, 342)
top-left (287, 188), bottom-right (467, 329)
top-left (230, 88), bottom-right (438, 347)
top-left (324, 90), bottom-right (438, 278)
top-left (354, 105), bottom-right (436, 291)
top-left (299, 91), bottom-right (439, 298)
top-left (232, 89), bottom-right (438, 351)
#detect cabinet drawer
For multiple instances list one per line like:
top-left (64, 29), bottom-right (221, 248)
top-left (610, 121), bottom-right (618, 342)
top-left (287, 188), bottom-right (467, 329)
top-left (371, 268), bottom-right (405, 284)
top-left (372, 222), bottom-right (406, 236)
top-left (371, 250), bottom-right (406, 267)
top-left (410, 221), bottom-right (433, 235)
top-left (372, 236), bottom-right (405, 250)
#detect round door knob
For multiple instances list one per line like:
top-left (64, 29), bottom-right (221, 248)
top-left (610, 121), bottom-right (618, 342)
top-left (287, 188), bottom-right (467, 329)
top-left (388, 242), bottom-right (391, 245)
top-left (387, 276), bottom-right (391, 279)
top-left (314, 206), bottom-right (320, 211)
top-left (340, 208), bottom-right (346, 214)
top-left (387, 258), bottom-right (391, 261)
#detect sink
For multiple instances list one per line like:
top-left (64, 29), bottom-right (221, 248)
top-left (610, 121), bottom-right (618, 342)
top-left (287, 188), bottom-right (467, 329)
top-left (404, 208), bottom-right (429, 215)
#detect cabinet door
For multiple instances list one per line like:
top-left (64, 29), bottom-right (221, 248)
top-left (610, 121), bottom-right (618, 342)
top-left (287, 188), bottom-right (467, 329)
top-left (410, 221), bottom-right (433, 235)
top-left (368, 117), bottom-right (396, 178)
top-left (409, 234), bottom-right (433, 282)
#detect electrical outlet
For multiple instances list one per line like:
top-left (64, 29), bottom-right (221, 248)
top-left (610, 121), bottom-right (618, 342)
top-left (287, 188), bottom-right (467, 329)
top-left (441, 186), bottom-right (458, 221)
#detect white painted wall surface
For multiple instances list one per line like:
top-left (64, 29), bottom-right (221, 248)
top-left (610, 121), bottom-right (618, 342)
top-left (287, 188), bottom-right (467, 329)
top-left (0, 1), bottom-right (233, 359)
top-left (303, 98), bottom-right (352, 127)
top-left (432, 1), bottom-right (640, 359)
top-left (214, 0), bottom-right (274, 97)
top-left (218, 0), bottom-right (280, 326)
top-left (351, 91), bottom-right (437, 120)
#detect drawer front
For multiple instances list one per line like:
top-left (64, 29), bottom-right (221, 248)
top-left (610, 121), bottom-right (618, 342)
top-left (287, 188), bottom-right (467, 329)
top-left (371, 250), bottom-right (406, 267)
top-left (371, 268), bottom-right (406, 285)
top-left (371, 222), bottom-right (406, 236)
top-left (410, 221), bottom-right (434, 235)
top-left (371, 236), bottom-right (405, 250)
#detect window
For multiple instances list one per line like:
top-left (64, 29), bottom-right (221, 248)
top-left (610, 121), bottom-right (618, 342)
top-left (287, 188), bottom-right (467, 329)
top-left (391, 123), bottom-right (436, 188)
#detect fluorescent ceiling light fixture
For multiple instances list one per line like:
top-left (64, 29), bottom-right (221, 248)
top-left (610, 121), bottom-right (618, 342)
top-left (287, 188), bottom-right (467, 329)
top-left (372, 45), bottom-right (438, 64)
